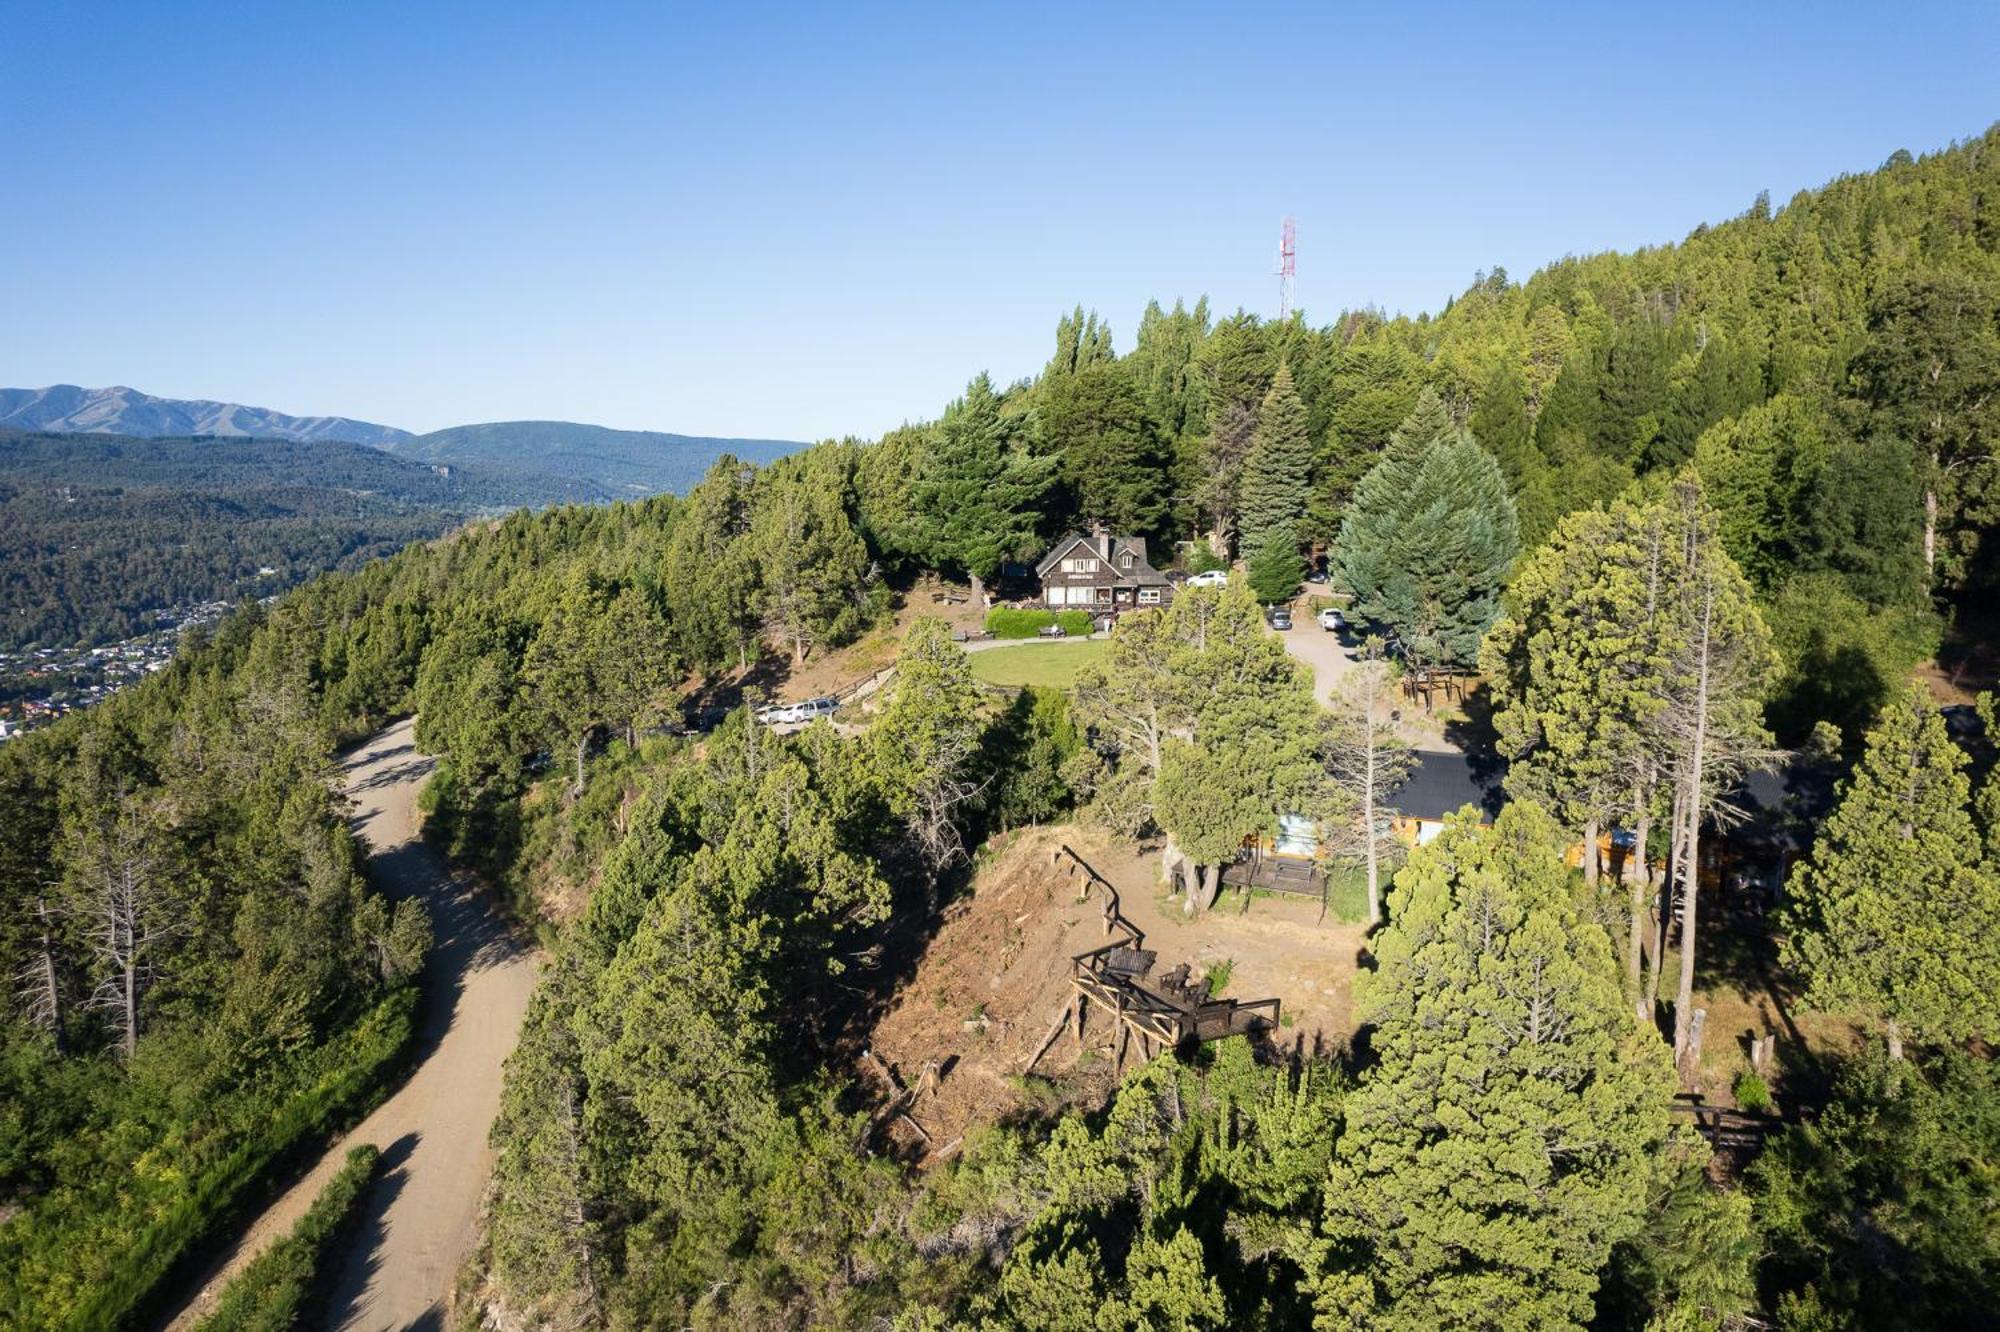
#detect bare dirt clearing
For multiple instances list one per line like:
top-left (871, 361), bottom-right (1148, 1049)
top-left (863, 826), bottom-right (1367, 1152)
top-left (769, 573), bottom-right (987, 702)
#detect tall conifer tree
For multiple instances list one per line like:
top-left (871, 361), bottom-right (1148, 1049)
top-left (1781, 687), bottom-right (2000, 1057)
top-left (1314, 804), bottom-right (1676, 1328)
top-left (1338, 390), bottom-right (1519, 669)
top-left (1236, 364), bottom-right (1314, 558)
top-left (910, 374), bottom-right (1054, 600)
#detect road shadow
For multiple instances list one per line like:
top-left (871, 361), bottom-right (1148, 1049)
top-left (368, 840), bottom-right (527, 1060)
top-left (341, 738), bottom-right (416, 775)
top-left (346, 755), bottom-right (437, 799)
top-left (319, 1132), bottom-right (419, 1331)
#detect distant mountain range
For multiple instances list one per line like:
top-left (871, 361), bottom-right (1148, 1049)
top-left (0, 385), bottom-right (806, 496)
top-left (0, 384), bottom-right (414, 448)
top-left (0, 387), bottom-right (809, 648)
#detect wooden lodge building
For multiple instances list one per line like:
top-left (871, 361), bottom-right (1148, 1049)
top-left (1035, 530), bottom-right (1174, 616)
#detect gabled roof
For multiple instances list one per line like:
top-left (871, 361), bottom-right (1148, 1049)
top-left (1035, 531), bottom-right (1170, 585)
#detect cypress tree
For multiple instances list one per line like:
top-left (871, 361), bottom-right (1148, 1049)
top-left (1236, 364), bottom-right (1313, 558)
top-left (1044, 304), bottom-right (1115, 380)
top-left (1039, 361), bottom-right (1172, 538)
top-left (1245, 532), bottom-right (1304, 604)
top-left (1315, 803), bottom-right (1677, 1329)
top-left (1780, 687), bottom-right (2000, 1057)
top-left (1482, 502), bottom-right (1661, 897)
top-left (1472, 361), bottom-right (1559, 547)
top-left (910, 374), bottom-right (1054, 600)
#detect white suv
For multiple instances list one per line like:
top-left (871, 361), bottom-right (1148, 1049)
top-left (1184, 569), bottom-right (1229, 588)
top-left (1317, 607), bottom-right (1346, 632)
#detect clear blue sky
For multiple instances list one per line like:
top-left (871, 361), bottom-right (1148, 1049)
top-left (5, 2), bottom-right (1996, 441)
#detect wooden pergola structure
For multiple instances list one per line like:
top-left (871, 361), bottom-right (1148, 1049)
top-left (1026, 845), bottom-right (1281, 1073)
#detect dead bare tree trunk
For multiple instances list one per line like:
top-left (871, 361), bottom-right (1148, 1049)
top-left (81, 821), bottom-right (177, 1062)
top-left (17, 895), bottom-right (65, 1054)
top-left (1628, 784), bottom-right (1652, 1018)
top-left (1364, 809), bottom-right (1382, 925)
top-left (571, 726), bottom-right (593, 799)
top-left (1646, 780), bottom-right (1684, 1027)
top-left (1362, 678), bottom-right (1384, 925)
top-left (1923, 456), bottom-right (1938, 587)
top-left (1672, 576), bottom-right (1718, 1074)
top-left (1583, 817), bottom-right (1601, 889)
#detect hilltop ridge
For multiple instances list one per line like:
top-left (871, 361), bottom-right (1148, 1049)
top-left (0, 384), bottom-right (413, 447)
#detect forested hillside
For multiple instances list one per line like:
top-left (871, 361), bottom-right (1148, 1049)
top-left (0, 431), bottom-right (606, 648)
top-left (2, 126), bottom-right (1998, 1331)
top-left (388, 420), bottom-right (804, 494)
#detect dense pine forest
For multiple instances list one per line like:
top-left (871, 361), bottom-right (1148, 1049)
top-left (2, 127), bottom-right (1998, 1330)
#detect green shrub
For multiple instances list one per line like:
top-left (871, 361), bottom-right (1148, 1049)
top-left (0, 988), bottom-right (417, 1332)
top-left (194, 1143), bottom-right (382, 1332)
top-left (1184, 543), bottom-right (1229, 574)
top-left (1205, 959), bottom-right (1236, 997)
top-left (1324, 863), bottom-right (1372, 924)
top-left (984, 607), bottom-right (1094, 638)
top-left (1246, 536), bottom-right (1304, 604)
top-left (1734, 1069), bottom-right (1773, 1114)
top-left (1762, 574), bottom-right (1941, 750)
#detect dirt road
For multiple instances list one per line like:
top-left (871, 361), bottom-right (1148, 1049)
top-left (162, 718), bottom-right (542, 1332)
top-left (1279, 620), bottom-right (1361, 705)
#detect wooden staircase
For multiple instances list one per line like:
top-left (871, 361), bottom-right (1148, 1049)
top-left (1026, 845), bottom-right (1281, 1072)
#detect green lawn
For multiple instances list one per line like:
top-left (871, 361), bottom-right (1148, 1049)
top-left (966, 638), bottom-right (1111, 688)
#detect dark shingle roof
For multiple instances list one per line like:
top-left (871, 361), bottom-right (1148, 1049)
top-left (1391, 749), bottom-right (1506, 821)
top-left (1034, 531), bottom-right (1170, 585)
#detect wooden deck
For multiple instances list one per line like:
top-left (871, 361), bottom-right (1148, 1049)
top-left (1026, 845), bottom-right (1281, 1072)
top-left (1220, 850), bottom-right (1322, 898)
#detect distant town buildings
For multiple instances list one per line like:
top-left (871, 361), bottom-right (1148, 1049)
top-left (0, 599), bottom-right (235, 739)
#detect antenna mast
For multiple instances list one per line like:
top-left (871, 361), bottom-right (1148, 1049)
top-left (1276, 215), bottom-right (1297, 320)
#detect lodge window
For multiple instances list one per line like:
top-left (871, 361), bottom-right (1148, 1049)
top-left (1061, 557), bottom-right (1093, 573)
top-left (1138, 588), bottom-right (1161, 604)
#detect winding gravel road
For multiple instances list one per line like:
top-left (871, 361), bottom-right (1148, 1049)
top-left (162, 718), bottom-right (542, 1332)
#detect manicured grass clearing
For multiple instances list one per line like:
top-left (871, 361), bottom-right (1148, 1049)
top-left (967, 639), bottom-right (1111, 688)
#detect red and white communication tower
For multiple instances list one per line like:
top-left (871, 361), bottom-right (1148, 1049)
top-left (1276, 215), bottom-right (1297, 320)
